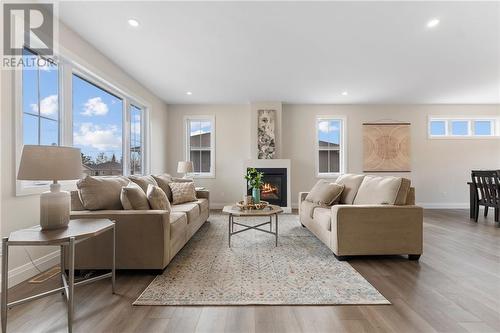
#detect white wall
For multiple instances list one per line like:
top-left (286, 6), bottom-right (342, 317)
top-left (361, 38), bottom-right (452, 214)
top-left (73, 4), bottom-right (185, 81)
top-left (167, 103), bottom-right (500, 208)
top-left (0, 22), bottom-right (168, 284)
top-left (167, 104), bottom-right (251, 207)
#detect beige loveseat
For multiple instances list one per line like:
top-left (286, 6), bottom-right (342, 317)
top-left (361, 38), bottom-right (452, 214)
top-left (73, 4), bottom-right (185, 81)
top-left (299, 174), bottom-right (423, 260)
top-left (69, 174), bottom-right (209, 270)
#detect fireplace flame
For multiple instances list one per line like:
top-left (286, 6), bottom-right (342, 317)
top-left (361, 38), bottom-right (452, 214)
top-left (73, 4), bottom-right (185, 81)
top-left (261, 183), bottom-right (278, 195)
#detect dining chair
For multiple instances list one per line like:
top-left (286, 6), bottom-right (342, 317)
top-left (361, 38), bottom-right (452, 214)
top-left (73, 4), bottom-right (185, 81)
top-left (471, 170), bottom-right (500, 222)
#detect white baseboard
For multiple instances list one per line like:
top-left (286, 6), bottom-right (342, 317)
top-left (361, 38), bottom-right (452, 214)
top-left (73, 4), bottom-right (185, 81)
top-left (1, 250), bottom-right (60, 287)
top-left (418, 202), bottom-right (469, 209)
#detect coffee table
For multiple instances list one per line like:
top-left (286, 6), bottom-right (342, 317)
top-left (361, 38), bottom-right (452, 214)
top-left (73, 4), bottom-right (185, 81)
top-left (222, 204), bottom-right (283, 247)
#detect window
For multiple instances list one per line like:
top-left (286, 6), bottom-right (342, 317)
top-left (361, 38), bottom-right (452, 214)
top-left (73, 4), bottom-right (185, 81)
top-left (22, 48), bottom-right (59, 146)
top-left (16, 47), bottom-right (150, 195)
top-left (72, 74), bottom-right (124, 176)
top-left (129, 104), bottom-right (144, 175)
top-left (185, 116), bottom-right (215, 177)
top-left (429, 117), bottom-right (499, 138)
top-left (316, 117), bottom-right (345, 176)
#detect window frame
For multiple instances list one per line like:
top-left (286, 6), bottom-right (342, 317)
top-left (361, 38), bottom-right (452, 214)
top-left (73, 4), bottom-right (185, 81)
top-left (184, 115), bottom-right (216, 179)
top-left (428, 116), bottom-right (500, 139)
top-left (315, 116), bottom-right (347, 178)
top-left (15, 47), bottom-right (151, 196)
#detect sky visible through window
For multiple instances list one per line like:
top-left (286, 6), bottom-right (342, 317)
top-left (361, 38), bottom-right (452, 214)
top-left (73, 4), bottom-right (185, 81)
top-left (318, 120), bottom-right (340, 145)
top-left (72, 75), bottom-right (123, 165)
top-left (474, 121), bottom-right (492, 135)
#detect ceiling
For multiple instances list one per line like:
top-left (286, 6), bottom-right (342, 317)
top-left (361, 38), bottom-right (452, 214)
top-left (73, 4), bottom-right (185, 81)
top-left (59, 1), bottom-right (500, 104)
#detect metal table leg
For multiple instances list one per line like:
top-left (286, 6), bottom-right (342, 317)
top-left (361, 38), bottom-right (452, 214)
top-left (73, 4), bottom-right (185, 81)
top-left (68, 237), bottom-right (75, 333)
top-left (112, 225), bottom-right (116, 294)
top-left (2, 238), bottom-right (9, 333)
top-left (275, 214), bottom-right (278, 247)
top-left (228, 214), bottom-right (232, 247)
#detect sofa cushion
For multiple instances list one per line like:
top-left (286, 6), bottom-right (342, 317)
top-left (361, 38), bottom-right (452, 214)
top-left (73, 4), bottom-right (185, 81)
top-left (312, 207), bottom-right (332, 231)
top-left (169, 182), bottom-right (197, 204)
top-left (171, 202), bottom-right (200, 224)
top-left (120, 182), bottom-right (150, 210)
top-left (335, 174), bottom-right (365, 204)
top-left (193, 198), bottom-right (209, 213)
top-left (128, 175), bottom-right (158, 193)
top-left (305, 180), bottom-right (344, 205)
top-left (353, 175), bottom-right (403, 205)
top-left (169, 212), bottom-right (188, 259)
top-left (300, 200), bottom-right (318, 220)
top-left (395, 178), bottom-right (411, 205)
top-left (77, 176), bottom-right (129, 210)
top-left (146, 184), bottom-right (171, 211)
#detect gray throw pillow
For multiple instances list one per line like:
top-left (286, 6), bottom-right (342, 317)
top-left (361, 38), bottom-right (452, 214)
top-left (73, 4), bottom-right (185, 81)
top-left (169, 182), bottom-right (197, 205)
top-left (77, 176), bottom-right (129, 210)
top-left (128, 175), bottom-right (158, 193)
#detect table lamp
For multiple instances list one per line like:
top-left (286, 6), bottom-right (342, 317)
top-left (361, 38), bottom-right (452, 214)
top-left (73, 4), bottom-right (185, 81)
top-left (177, 161), bottom-right (193, 178)
top-left (17, 145), bottom-right (82, 230)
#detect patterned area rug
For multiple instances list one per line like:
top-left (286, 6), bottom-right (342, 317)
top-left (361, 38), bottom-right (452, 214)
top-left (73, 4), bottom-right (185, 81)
top-left (134, 213), bottom-right (389, 305)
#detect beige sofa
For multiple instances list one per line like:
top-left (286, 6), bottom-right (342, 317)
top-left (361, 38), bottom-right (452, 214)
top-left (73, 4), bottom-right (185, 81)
top-left (69, 175), bottom-right (209, 270)
top-left (299, 174), bottom-right (423, 260)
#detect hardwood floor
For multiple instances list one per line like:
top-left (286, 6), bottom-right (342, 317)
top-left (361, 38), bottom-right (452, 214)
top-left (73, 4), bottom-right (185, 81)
top-left (4, 209), bottom-right (500, 333)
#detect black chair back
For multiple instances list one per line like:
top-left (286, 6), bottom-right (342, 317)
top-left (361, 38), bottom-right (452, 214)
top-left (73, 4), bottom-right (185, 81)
top-left (471, 170), bottom-right (500, 207)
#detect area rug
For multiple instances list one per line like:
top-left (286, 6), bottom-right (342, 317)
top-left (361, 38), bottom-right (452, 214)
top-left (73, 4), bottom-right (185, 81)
top-left (134, 213), bottom-right (389, 305)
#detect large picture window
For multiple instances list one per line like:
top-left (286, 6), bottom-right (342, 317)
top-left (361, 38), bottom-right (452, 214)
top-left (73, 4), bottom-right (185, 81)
top-left (316, 117), bottom-right (346, 176)
top-left (72, 74), bottom-right (124, 176)
top-left (17, 47), bottom-right (150, 194)
top-left (22, 48), bottom-right (59, 146)
top-left (185, 116), bottom-right (215, 177)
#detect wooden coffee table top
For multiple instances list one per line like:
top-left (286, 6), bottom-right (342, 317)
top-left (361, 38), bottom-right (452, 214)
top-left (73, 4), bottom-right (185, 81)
top-left (222, 204), bottom-right (283, 217)
top-left (8, 219), bottom-right (114, 245)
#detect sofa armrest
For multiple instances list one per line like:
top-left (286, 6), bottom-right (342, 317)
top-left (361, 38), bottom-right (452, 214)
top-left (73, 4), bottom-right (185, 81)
top-left (298, 192), bottom-right (309, 216)
top-left (330, 205), bottom-right (423, 256)
top-left (70, 210), bottom-right (171, 269)
top-left (196, 190), bottom-right (210, 200)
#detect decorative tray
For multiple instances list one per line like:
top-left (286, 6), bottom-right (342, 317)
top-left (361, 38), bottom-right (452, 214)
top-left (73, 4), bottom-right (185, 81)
top-left (236, 200), bottom-right (269, 210)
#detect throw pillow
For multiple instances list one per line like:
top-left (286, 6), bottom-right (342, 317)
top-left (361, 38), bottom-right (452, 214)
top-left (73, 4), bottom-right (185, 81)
top-left (169, 182), bottom-right (197, 204)
top-left (77, 176), bottom-right (129, 210)
top-left (305, 180), bottom-right (345, 205)
top-left (120, 182), bottom-right (150, 210)
top-left (128, 175), bottom-right (158, 193)
top-left (146, 184), bottom-right (171, 211)
top-left (152, 174), bottom-right (193, 202)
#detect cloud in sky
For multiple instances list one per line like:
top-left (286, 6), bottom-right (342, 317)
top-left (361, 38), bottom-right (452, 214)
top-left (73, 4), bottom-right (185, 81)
top-left (131, 115), bottom-right (141, 135)
top-left (81, 97), bottom-right (109, 116)
top-left (74, 122), bottom-right (121, 151)
top-left (31, 94), bottom-right (58, 116)
top-left (318, 121), bottom-right (339, 133)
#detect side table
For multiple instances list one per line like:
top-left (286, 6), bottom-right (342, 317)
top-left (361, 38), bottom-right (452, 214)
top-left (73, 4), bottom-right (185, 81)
top-left (1, 219), bottom-right (115, 333)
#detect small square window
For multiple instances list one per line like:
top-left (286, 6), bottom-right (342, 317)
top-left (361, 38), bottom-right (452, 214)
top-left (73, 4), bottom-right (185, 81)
top-left (474, 121), bottom-right (493, 136)
top-left (450, 120), bottom-right (469, 136)
top-left (430, 120), bottom-right (446, 136)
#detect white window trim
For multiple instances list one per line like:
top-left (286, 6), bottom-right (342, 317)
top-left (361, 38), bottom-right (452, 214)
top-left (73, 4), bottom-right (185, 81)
top-left (15, 49), bottom-right (152, 196)
top-left (184, 115), bottom-right (216, 179)
top-left (428, 115), bottom-right (500, 139)
top-left (315, 115), bottom-right (347, 178)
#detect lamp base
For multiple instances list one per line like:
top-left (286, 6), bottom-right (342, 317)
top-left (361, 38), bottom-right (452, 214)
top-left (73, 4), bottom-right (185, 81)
top-left (40, 182), bottom-right (70, 230)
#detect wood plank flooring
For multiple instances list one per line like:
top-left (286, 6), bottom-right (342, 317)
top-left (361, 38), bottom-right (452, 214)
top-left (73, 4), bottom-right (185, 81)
top-left (3, 209), bottom-right (500, 333)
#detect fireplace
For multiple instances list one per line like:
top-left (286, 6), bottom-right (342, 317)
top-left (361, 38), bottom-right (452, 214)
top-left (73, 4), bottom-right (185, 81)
top-left (247, 168), bottom-right (287, 207)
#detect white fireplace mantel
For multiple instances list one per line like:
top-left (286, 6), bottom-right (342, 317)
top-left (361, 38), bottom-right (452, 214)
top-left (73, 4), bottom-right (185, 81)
top-left (244, 159), bottom-right (291, 213)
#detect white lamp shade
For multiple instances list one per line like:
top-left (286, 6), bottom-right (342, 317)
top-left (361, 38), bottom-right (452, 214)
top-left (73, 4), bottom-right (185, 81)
top-left (177, 161), bottom-right (193, 173)
top-left (17, 145), bottom-right (82, 181)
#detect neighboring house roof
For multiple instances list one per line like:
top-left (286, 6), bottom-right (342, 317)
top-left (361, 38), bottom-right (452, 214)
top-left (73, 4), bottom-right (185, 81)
top-left (318, 140), bottom-right (340, 147)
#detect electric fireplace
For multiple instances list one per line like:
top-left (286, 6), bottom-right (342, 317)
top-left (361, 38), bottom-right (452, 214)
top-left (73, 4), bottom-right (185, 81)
top-left (247, 168), bottom-right (287, 207)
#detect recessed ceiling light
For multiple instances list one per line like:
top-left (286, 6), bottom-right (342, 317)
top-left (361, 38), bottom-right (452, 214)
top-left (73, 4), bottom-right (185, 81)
top-left (426, 18), bottom-right (440, 28)
top-left (341, 91), bottom-right (348, 96)
top-left (128, 19), bottom-right (139, 27)
top-left (186, 91), bottom-right (193, 95)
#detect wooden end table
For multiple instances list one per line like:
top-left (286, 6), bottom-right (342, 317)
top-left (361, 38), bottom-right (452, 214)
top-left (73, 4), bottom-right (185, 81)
top-left (222, 204), bottom-right (283, 247)
top-left (1, 219), bottom-right (115, 333)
